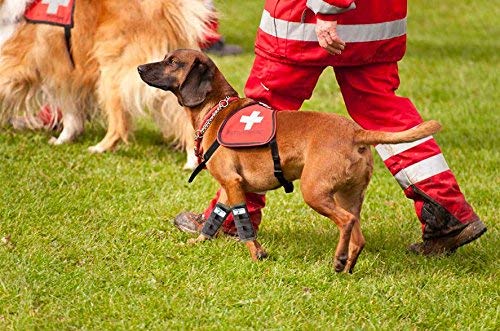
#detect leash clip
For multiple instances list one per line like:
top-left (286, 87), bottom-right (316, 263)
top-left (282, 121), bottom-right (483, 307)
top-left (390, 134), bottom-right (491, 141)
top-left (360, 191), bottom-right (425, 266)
top-left (218, 97), bottom-right (230, 109)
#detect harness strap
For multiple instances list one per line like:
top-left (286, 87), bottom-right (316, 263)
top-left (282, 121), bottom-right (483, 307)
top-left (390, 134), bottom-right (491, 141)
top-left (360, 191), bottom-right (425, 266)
top-left (64, 26), bottom-right (75, 67)
top-left (189, 136), bottom-right (294, 194)
top-left (269, 137), bottom-right (294, 193)
top-left (188, 140), bottom-right (220, 183)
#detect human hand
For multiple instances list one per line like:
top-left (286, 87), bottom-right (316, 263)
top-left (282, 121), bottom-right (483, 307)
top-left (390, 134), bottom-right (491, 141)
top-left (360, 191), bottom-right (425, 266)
top-left (315, 18), bottom-right (345, 55)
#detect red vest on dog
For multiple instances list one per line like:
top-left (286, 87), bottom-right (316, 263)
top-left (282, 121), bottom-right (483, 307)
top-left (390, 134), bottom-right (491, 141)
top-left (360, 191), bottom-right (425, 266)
top-left (218, 103), bottom-right (276, 148)
top-left (24, 0), bottom-right (76, 65)
top-left (24, 0), bottom-right (75, 27)
top-left (190, 100), bottom-right (293, 193)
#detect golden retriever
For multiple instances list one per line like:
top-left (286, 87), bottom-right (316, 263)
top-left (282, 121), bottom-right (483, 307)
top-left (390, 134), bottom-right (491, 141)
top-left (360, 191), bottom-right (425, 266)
top-left (0, 0), bottom-right (210, 168)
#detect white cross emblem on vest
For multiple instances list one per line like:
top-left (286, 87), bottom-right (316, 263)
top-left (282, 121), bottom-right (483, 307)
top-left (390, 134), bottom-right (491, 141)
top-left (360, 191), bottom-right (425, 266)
top-left (42, 0), bottom-right (70, 15)
top-left (240, 111), bottom-right (264, 130)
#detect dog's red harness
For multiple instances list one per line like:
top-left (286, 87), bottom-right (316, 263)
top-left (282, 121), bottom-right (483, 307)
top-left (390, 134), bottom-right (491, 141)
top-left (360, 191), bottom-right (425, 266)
top-left (24, 0), bottom-right (76, 66)
top-left (189, 97), bottom-right (293, 193)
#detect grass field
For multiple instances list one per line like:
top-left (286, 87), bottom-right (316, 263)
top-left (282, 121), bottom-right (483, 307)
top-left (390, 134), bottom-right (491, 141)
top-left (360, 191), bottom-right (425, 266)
top-left (0, 1), bottom-right (498, 329)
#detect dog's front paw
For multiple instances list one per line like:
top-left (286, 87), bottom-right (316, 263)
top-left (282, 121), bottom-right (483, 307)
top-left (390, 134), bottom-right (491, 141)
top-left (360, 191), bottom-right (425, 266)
top-left (187, 234), bottom-right (210, 245)
top-left (183, 150), bottom-right (198, 170)
top-left (88, 144), bottom-right (106, 153)
top-left (48, 136), bottom-right (59, 145)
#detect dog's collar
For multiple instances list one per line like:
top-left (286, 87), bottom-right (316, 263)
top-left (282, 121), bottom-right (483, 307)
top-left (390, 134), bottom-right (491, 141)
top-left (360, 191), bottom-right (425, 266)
top-left (194, 96), bottom-right (239, 159)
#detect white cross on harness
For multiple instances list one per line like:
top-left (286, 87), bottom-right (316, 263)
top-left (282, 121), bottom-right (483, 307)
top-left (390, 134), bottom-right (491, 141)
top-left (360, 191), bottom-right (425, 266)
top-left (240, 111), bottom-right (264, 130)
top-left (42, 0), bottom-right (70, 15)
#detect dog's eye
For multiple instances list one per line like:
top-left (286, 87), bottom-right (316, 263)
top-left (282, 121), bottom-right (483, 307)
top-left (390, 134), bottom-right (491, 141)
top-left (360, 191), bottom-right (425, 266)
top-left (167, 57), bottom-right (178, 65)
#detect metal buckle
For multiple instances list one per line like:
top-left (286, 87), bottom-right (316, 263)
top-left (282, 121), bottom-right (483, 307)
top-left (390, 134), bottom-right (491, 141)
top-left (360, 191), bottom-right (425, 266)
top-left (218, 97), bottom-right (229, 108)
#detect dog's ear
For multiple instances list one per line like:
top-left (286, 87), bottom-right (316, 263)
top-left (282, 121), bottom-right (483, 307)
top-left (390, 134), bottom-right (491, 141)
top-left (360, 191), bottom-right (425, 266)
top-left (178, 58), bottom-right (213, 107)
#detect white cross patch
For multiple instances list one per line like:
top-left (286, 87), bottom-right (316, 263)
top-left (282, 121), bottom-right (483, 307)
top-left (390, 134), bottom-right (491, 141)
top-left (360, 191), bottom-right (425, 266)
top-left (42, 0), bottom-right (70, 15)
top-left (240, 111), bottom-right (264, 130)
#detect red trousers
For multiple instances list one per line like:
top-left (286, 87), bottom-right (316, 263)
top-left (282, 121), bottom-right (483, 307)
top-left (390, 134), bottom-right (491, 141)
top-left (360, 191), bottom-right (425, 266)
top-left (205, 55), bottom-right (477, 234)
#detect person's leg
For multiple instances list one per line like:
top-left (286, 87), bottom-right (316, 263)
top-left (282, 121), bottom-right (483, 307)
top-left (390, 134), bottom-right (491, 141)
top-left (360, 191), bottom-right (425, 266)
top-left (334, 62), bottom-right (486, 254)
top-left (200, 0), bottom-right (242, 56)
top-left (175, 55), bottom-right (325, 235)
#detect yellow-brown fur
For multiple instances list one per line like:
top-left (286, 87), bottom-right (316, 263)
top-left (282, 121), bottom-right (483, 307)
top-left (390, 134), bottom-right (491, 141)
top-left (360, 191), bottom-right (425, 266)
top-left (0, 0), bottom-right (209, 167)
top-left (139, 50), bottom-right (442, 272)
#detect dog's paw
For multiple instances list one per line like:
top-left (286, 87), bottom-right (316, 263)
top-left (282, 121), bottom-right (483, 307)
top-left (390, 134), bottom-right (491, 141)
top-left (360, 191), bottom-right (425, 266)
top-left (183, 151), bottom-right (198, 171)
top-left (334, 255), bottom-right (348, 273)
top-left (187, 234), bottom-right (209, 245)
top-left (88, 144), bottom-right (106, 153)
top-left (256, 249), bottom-right (268, 260)
top-left (182, 161), bottom-right (197, 171)
top-left (48, 136), bottom-right (63, 145)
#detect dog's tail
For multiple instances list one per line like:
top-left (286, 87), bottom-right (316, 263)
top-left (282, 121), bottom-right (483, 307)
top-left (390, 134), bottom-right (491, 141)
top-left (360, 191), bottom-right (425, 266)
top-left (354, 120), bottom-right (442, 145)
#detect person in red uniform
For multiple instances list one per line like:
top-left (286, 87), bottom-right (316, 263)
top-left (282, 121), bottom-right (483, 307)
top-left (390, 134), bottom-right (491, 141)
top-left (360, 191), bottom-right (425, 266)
top-left (174, 0), bottom-right (487, 255)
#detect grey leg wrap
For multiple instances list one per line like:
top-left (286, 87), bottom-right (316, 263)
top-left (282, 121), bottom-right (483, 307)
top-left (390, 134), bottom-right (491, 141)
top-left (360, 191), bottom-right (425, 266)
top-left (232, 203), bottom-right (256, 242)
top-left (201, 202), bottom-right (231, 238)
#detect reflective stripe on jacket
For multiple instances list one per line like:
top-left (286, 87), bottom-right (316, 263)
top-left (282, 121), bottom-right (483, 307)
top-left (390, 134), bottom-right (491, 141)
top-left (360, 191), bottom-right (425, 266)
top-left (254, 0), bottom-right (407, 66)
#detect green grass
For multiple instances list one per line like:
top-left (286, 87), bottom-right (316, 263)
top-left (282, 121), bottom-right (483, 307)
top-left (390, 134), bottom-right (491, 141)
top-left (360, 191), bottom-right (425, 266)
top-left (0, 1), bottom-right (498, 329)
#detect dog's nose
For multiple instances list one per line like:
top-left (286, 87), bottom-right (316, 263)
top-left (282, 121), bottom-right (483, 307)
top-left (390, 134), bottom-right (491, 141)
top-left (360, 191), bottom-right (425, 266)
top-left (137, 65), bottom-right (146, 74)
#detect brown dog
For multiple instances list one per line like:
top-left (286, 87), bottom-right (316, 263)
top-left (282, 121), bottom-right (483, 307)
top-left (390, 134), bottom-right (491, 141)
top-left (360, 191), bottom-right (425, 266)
top-left (138, 49), bottom-right (441, 273)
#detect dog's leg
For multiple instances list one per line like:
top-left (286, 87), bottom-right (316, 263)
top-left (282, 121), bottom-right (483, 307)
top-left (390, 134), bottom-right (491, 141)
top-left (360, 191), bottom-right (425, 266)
top-left (49, 107), bottom-right (84, 145)
top-left (88, 93), bottom-right (130, 153)
top-left (183, 145), bottom-right (198, 170)
top-left (301, 177), bottom-right (356, 273)
top-left (187, 201), bottom-right (231, 244)
top-left (345, 219), bottom-right (364, 273)
top-left (223, 179), bottom-right (268, 261)
top-left (334, 187), bottom-right (367, 273)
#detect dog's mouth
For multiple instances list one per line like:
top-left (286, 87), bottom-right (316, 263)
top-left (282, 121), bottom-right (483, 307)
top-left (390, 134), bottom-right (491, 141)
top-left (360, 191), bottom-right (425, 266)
top-left (137, 67), bottom-right (171, 91)
top-left (139, 77), bottom-right (170, 91)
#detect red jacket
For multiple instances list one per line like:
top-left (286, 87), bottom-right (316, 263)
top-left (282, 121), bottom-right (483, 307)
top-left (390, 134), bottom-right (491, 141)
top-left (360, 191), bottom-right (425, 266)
top-left (255, 0), bottom-right (407, 66)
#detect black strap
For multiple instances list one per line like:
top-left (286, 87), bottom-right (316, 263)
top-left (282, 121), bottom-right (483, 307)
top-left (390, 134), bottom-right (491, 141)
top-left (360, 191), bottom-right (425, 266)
top-left (232, 203), bottom-right (256, 242)
top-left (188, 140), bottom-right (220, 183)
top-left (269, 137), bottom-right (294, 193)
top-left (189, 137), bottom-right (293, 194)
top-left (201, 202), bottom-right (231, 238)
top-left (64, 26), bottom-right (75, 67)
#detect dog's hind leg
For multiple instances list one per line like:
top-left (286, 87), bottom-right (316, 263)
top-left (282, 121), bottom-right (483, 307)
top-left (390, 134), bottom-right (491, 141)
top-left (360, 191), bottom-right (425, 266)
top-left (300, 175), bottom-right (357, 273)
top-left (333, 185), bottom-right (367, 273)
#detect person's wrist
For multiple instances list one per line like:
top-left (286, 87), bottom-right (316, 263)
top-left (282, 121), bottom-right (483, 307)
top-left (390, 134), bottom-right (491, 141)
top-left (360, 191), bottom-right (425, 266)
top-left (316, 13), bottom-right (338, 22)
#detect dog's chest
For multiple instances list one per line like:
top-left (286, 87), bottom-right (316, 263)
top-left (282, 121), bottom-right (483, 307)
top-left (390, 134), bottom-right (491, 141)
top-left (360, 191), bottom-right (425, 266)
top-left (217, 103), bottom-right (277, 148)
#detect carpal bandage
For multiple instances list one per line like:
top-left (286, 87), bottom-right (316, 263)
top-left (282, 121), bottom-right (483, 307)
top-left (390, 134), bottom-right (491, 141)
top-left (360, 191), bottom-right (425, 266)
top-left (232, 203), bottom-right (256, 242)
top-left (201, 202), bottom-right (230, 238)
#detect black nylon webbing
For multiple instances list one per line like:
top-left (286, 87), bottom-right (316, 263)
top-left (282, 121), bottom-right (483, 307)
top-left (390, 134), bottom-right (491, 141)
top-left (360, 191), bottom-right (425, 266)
top-left (188, 140), bottom-right (220, 183)
top-left (269, 137), bottom-right (294, 193)
top-left (64, 26), bottom-right (75, 67)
